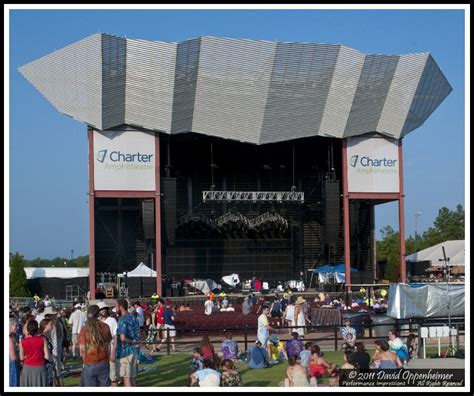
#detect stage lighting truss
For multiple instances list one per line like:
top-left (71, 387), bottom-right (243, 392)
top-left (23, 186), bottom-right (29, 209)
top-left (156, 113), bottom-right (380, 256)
top-left (202, 190), bottom-right (304, 203)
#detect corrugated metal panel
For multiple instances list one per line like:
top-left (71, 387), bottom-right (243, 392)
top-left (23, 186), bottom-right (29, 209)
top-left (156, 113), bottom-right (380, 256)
top-left (344, 54), bottom-right (400, 138)
top-left (401, 55), bottom-right (453, 136)
top-left (260, 43), bottom-right (340, 144)
top-left (192, 37), bottom-right (276, 144)
top-left (376, 53), bottom-right (429, 138)
top-left (125, 39), bottom-right (177, 132)
top-left (102, 34), bottom-right (127, 130)
top-left (19, 33), bottom-right (103, 129)
top-left (318, 46), bottom-right (365, 138)
top-left (170, 38), bottom-right (201, 133)
top-left (19, 33), bottom-right (452, 144)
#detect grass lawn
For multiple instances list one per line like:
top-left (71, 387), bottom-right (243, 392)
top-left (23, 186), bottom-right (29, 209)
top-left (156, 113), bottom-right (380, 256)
top-left (61, 347), bottom-right (454, 387)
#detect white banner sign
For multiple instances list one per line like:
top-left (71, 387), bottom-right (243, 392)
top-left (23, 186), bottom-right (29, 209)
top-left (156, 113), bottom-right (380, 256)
top-left (93, 130), bottom-right (155, 191)
top-left (347, 136), bottom-right (400, 193)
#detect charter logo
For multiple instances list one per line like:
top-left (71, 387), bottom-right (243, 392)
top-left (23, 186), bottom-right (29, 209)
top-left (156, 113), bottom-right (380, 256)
top-left (350, 155), bottom-right (359, 167)
top-left (97, 150), bottom-right (107, 163)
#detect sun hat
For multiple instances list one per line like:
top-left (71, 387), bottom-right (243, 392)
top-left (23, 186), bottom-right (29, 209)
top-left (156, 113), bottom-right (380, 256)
top-left (295, 296), bottom-right (306, 305)
top-left (269, 334), bottom-right (279, 343)
top-left (43, 306), bottom-right (57, 315)
top-left (97, 301), bottom-right (110, 310)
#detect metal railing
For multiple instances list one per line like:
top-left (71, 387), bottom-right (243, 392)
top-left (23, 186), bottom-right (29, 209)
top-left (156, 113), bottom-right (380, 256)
top-left (140, 318), bottom-right (465, 355)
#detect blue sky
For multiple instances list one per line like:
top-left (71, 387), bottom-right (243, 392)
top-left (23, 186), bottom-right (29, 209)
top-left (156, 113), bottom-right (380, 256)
top-left (8, 7), bottom-right (466, 259)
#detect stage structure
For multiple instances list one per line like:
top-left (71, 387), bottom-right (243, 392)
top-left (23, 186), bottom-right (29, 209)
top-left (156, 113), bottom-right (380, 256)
top-left (19, 34), bottom-right (452, 298)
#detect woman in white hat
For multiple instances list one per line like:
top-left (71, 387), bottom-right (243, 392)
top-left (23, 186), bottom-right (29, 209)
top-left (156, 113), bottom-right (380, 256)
top-left (293, 297), bottom-right (306, 338)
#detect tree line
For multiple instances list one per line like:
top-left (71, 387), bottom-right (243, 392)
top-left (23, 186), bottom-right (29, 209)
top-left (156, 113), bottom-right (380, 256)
top-left (377, 204), bottom-right (465, 281)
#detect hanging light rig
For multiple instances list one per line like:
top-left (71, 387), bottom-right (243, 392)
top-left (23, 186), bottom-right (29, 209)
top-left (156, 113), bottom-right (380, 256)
top-left (203, 142), bottom-right (304, 203)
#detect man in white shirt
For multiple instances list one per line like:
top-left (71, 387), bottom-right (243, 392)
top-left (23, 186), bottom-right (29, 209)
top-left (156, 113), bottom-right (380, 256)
top-left (69, 303), bottom-right (87, 358)
top-left (204, 297), bottom-right (214, 316)
top-left (98, 301), bottom-right (119, 386)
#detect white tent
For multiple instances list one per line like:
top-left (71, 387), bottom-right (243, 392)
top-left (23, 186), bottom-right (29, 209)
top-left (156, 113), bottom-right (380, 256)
top-left (406, 240), bottom-right (465, 266)
top-left (127, 262), bottom-right (156, 277)
top-left (20, 267), bottom-right (90, 279)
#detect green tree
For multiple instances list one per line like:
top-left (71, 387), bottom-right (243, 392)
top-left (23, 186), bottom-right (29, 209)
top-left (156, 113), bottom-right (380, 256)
top-left (9, 252), bottom-right (30, 297)
top-left (376, 225), bottom-right (402, 282)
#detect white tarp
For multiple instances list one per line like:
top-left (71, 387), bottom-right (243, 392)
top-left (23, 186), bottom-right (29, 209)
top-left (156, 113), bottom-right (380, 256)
top-left (405, 240), bottom-right (465, 266)
top-left (221, 274), bottom-right (240, 288)
top-left (22, 267), bottom-right (89, 279)
top-left (127, 262), bottom-right (156, 277)
top-left (387, 283), bottom-right (465, 319)
top-left (188, 279), bottom-right (221, 294)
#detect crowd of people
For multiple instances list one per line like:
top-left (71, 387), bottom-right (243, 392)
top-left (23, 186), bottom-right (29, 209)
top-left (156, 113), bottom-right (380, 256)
top-left (8, 285), bottom-right (410, 388)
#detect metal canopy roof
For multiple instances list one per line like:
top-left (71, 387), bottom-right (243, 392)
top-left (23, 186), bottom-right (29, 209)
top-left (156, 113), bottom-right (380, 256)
top-left (19, 33), bottom-right (452, 144)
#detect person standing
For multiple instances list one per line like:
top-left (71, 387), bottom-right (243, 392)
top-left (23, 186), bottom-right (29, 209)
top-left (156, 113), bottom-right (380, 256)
top-left (133, 302), bottom-right (145, 330)
top-left (293, 297), bottom-right (306, 338)
top-left (98, 301), bottom-right (119, 386)
top-left (152, 299), bottom-right (165, 353)
top-left (9, 318), bottom-right (20, 387)
top-left (204, 296), bottom-right (214, 316)
top-left (115, 299), bottom-right (140, 387)
top-left (282, 296), bottom-right (295, 335)
top-left (242, 296), bottom-right (251, 315)
top-left (257, 305), bottom-right (275, 357)
top-left (79, 305), bottom-right (112, 386)
top-left (156, 301), bottom-right (177, 352)
top-left (19, 320), bottom-right (50, 387)
top-left (69, 303), bottom-right (86, 358)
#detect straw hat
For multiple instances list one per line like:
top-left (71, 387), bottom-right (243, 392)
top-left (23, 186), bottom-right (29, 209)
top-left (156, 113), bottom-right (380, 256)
top-left (295, 296), bottom-right (306, 305)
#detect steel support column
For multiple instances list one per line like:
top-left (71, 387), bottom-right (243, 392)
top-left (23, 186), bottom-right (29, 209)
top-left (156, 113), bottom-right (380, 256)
top-left (398, 141), bottom-right (407, 283)
top-left (342, 140), bottom-right (351, 288)
top-left (155, 134), bottom-right (163, 296)
top-left (88, 127), bottom-right (96, 300)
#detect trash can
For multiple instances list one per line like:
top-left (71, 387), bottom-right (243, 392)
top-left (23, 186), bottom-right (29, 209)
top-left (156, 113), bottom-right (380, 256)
top-left (372, 315), bottom-right (396, 338)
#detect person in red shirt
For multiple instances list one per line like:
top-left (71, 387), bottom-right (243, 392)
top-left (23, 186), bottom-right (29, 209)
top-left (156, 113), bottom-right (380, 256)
top-left (19, 319), bottom-right (50, 386)
top-left (255, 278), bottom-right (262, 293)
top-left (152, 299), bottom-right (165, 352)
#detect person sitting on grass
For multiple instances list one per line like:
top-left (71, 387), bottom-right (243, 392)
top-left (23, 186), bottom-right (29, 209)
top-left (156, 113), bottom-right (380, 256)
top-left (200, 335), bottom-right (215, 362)
top-left (285, 331), bottom-right (304, 359)
top-left (388, 329), bottom-right (410, 362)
top-left (371, 340), bottom-right (402, 369)
top-left (299, 342), bottom-right (312, 373)
top-left (282, 356), bottom-right (313, 387)
top-left (247, 340), bottom-right (269, 369)
top-left (352, 342), bottom-right (371, 370)
top-left (221, 333), bottom-right (239, 361)
top-left (268, 333), bottom-right (287, 364)
top-left (340, 350), bottom-right (357, 369)
top-left (188, 347), bottom-right (204, 386)
top-left (190, 358), bottom-right (221, 387)
top-left (220, 359), bottom-right (243, 387)
top-left (308, 344), bottom-right (337, 385)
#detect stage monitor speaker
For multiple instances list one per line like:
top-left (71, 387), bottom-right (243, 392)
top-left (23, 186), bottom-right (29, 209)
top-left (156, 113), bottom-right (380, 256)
top-left (142, 200), bottom-right (155, 240)
top-left (324, 180), bottom-right (340, 249)
top-left (162, 178), bottom-right (177, 246)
